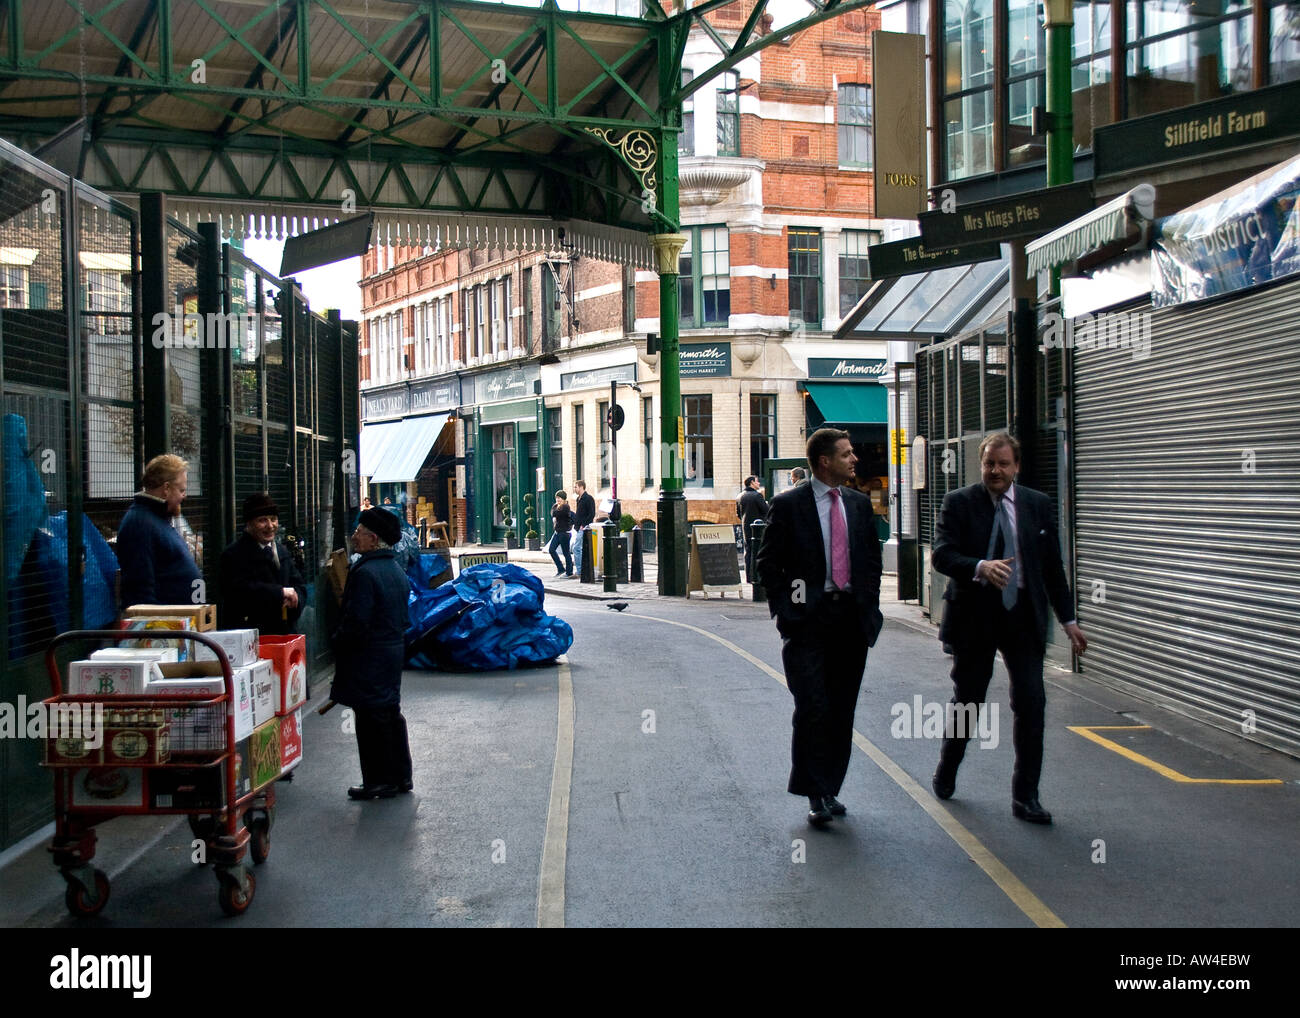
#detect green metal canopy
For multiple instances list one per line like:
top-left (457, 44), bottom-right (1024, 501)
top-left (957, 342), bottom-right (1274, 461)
top-left (0, 0), bottom-right (872, 260)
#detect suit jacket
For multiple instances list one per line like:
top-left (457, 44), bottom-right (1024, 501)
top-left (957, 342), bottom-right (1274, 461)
top-left (932, 482), bottom-right (1074, 653)
top-left (756, 482), bottom-right (884, 646)
top-left (736, 488), bottom-right (769, 535)
top-left (219, 532), bottom-right (308, 635)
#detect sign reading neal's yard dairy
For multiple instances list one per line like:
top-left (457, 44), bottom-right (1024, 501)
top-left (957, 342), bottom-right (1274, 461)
top-left (410, 378), bottom-right (459, 413)
top-left (808, 358), bottom-right (888, 381)
top-left (679, 343), bottom-right (731, 377)
top-left (363, 388), bottom-right (408, 421)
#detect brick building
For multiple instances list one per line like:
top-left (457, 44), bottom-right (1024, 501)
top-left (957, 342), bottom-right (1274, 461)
top-left (358, 8), bottom-right (912, 557)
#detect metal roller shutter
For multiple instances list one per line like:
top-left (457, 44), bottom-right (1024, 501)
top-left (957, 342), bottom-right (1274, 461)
top-left (1073, 276), bottom-right (1300, 756)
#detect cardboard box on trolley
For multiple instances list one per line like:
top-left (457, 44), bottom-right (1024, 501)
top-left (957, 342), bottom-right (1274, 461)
top-left (154, 660), bottom-right (253, 744)
top-left (258, 634), bottom-right (307, 715)
top-left (279, 709), bottom-right (303, 775)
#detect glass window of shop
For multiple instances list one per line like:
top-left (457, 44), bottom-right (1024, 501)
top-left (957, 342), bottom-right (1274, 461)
top-left (943, 0), bottom-right (996, 180)
top-left (1125, 0), bottom-right (1252, 118)
top-left (1273, 4), bottom-right (1300, 83)
top-left (682, 394), bottom-right (713, 487)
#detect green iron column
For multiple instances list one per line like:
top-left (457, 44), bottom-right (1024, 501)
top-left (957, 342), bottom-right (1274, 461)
top-left (653, 148), bottom-right (687, 597)
top-left (1045, 0), bottom-right (1074, 191)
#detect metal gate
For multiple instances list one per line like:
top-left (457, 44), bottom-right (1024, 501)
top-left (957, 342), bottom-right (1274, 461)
top-left (1073, 278), bottom-right (1300, 756)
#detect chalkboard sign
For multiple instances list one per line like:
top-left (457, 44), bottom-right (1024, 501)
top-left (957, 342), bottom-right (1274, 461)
top-left (687, 524), bottom-right (743, 597)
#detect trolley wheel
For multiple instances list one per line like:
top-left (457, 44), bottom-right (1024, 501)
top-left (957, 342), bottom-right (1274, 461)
top-left (65, 869), bottom-right (110, 918)
top-left (247, 818), bottom-right (270, 865)
top-left (188, 814), bottom-right (217, 840)
top-left (218, 869), bottom-right (256, 917)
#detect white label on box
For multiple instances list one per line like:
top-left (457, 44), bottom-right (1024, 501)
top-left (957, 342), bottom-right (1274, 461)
top-left (194, 629), bottom-right (259, 667)
top-left (248, 660), bottom-right (276, 727)
top-left (230, 667), bottom-right (255, 742)
top-left (91, 648), bottom-right (179, 664)
top-left (146, 676), bottom-right (226, 697)
top-left (68, 660), bottom-right (160, 695)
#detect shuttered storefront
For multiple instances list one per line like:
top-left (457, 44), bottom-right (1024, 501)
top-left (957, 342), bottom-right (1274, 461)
top-left (1072, 277), bottom-right (1300, 755)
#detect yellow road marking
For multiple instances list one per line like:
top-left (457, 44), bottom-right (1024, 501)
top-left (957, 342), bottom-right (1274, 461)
top-left (570, 606), bottom-right (1066, 929)
top-left (1067, 726), bottom-right (1284, 785)
top-left (537, 658), bottom-right (574, 928)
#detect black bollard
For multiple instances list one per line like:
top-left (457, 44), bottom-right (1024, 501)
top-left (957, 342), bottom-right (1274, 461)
top-left (603, 520), bottom-right (618, 593)
top-left (630, 526), bottom-right (644, 583)
top-left (749, 518), bottom-right (767, 603)
top-left (580, 528), bottom-right (596, 583)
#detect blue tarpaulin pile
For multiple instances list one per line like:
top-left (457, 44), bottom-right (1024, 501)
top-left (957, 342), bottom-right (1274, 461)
top-left (405, 562), bottom-right (573, 671)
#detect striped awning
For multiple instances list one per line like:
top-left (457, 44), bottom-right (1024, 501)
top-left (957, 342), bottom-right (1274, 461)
top-left (1026, 184), bottom-right (1156, 276)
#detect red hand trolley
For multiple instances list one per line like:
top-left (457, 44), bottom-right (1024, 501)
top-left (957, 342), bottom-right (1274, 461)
top-left (42, 629), bottom-right (277, 918)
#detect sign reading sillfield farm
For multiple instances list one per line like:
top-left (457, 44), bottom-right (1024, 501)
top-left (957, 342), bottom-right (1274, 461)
top-left (679, 343), bottom-right (731, 377)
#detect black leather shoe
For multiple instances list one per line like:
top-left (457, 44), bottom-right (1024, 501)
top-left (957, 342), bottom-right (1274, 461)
top-left (1012, 798), bottom-right (1052, 824)
top-left (932, 772), bottom-right (956, 800)
top-left (807, 797), bottom-right (833, 828)
top-left (824, 794), bottom-right (847, 816)
top-left (397, 780), bottom-right (413, 793)
top-left (348, 784), bottom-right (398, 800)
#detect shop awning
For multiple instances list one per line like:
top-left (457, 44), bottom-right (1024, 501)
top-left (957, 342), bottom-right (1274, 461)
top-left (1026, 184), bottom-right (1156, 276)
top-left (804, 382), bottom-right (889, 424)
top-left (368, 415), bottom-right (449, 484)
top-left (359, 420), bottom-right (403, 478)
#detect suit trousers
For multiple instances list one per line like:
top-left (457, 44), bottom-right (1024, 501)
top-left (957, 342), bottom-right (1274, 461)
top-left (936, 599), bottom-right (1046, 801)
top-left (353, 705), bottom-right (413, 788)
top-left (781, 597), bottom-right (869, 798)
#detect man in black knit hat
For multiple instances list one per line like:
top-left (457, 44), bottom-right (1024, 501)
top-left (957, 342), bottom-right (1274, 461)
top-left (219, 492), bottom-right (307, 635)
top-left (330, 506), bottom-right (414, 800)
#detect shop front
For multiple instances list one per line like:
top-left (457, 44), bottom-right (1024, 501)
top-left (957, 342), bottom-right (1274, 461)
top-left (464, 364), bottom-right (541, 545)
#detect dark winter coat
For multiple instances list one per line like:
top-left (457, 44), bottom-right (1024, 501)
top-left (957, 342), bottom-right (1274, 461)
top-left (218, 532), bottom-right (308, 636)
top-left (116, 494), bottom-right (202, 610)
top-left (329, 548), bottom-right (410, 709)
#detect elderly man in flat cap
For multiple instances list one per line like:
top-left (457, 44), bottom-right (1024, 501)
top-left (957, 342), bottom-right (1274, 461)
top-left (219, 492), bottom-right (308, 636)
top-left (330, 507), bottom-right (414, 800)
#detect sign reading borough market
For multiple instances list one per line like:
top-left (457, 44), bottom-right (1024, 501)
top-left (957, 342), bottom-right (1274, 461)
top-left (808, 358), bottom-right (888, 380)
top-left (919, 182), bottom-right (1094, 247)
top-left (679, 343), bottom-right (731, 377)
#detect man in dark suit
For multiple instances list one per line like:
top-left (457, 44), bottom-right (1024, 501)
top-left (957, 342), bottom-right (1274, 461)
top-left (930, 431), bottom-right (1087, 824)
top-left (757, 428), bottom-right (884, 828)
top-left (219, 492), bottom-right (308, 635)
top-left (736, 475), bottom-right (768, 581)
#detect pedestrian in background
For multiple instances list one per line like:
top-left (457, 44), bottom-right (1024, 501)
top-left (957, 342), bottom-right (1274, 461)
top-left (737, 475), bottom-right (769, 581)
top-left (330, 507), bottom-right (413, 800)
top-left (116, 453), bottom-right (202, 609)
top-left (219, 492), bottom-right (307, 635)
top-left (790, 467), bottom-right (807, 487)
top-left (548, 491), bottom-right (574, 577)
top-left (571, 480), bottom-right (596, 576)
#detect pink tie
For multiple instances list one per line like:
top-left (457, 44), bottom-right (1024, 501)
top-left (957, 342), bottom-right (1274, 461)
top-left (829, 488), bottom-right (850, 590)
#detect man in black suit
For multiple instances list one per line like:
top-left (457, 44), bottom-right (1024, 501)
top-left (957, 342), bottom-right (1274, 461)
top-left (757, 428), bottom-right (884, 828)
top-left (219, 492), bottom-right (308, 635)
top-left (736, 475), bottom-right (768, 581)
top-left (930, 431), bottom-right (1087, 824)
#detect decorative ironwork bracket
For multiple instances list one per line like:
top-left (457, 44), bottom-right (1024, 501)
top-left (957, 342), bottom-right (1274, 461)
top-left (583, 127), bottom-right (658, 212)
